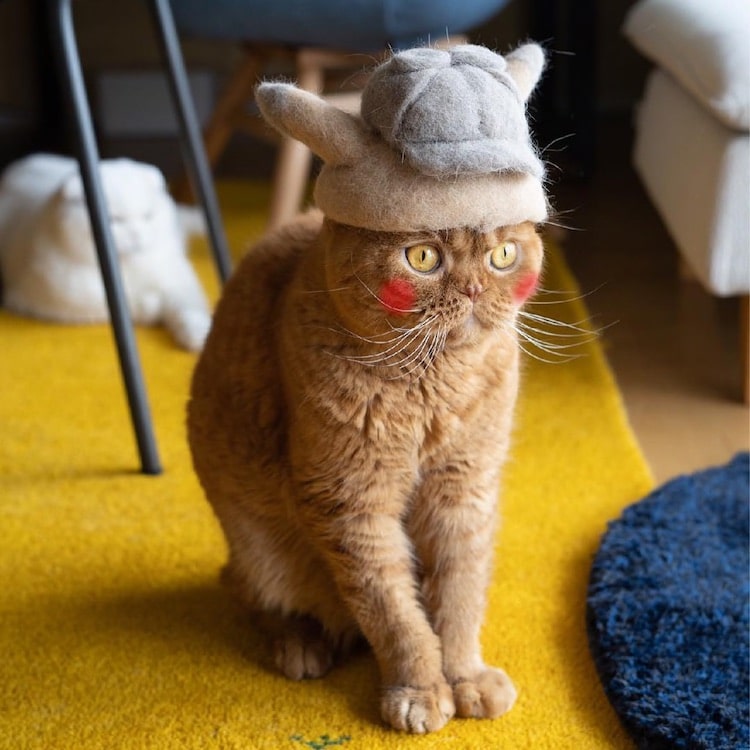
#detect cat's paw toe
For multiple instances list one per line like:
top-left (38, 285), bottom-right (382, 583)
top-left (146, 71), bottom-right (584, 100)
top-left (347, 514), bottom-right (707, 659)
top-left (381, 682), bottom-right (455, 733)
top-left (452, 667), bottom-right (517, 719)
top-left (273, 632), bottom-right (333, 681)
top-left (170, 309), bottom-right (210, 352)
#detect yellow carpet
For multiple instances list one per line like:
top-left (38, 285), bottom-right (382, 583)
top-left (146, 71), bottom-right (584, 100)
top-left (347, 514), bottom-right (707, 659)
top-left (0, 183), bottom-right (653, 749)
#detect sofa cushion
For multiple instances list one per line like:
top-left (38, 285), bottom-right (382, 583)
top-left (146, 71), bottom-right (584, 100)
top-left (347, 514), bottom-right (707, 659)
top-left (624, 0), bottom-right (750, 131)
top-left (633, 70), bottom-right (749, 296)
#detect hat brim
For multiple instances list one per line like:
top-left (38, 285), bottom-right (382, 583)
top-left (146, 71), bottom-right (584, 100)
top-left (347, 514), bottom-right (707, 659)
top-left (314, 137), bottom-right (548, 232)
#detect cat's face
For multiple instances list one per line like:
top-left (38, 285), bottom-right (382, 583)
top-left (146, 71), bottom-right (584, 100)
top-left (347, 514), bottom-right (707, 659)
top-left (55, 163), bottom-right (179, 261)
top-left (321, 219), bottom-right (544, 352)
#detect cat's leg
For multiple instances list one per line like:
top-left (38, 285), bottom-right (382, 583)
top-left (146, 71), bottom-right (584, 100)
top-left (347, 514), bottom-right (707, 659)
top-left (159, 259), bottom-right (211, 351)
top-left (220, 541), bottom-right (360, 680)
top-left (164, 304), bottom-right (211, 351)
top-left (293, 474), bottom-right (455, 733)
top-left (409, 462), bottom-right (517, 720)
top-left (334, 517), bottom-right (455, 733)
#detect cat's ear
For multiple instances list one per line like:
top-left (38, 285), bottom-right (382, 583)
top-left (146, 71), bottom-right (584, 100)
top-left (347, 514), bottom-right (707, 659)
top-left (138, 162), bottom-right (167, 194)
top-left (255, 83), bottom-right (369, 166)
top-left (505, 43), bottom-right (546, 103)
top-left (60, 172), bottom-right (84, 202)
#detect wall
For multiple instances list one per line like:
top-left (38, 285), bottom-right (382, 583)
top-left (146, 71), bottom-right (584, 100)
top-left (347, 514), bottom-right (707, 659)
top-left (0, 0), bottom-right (649, 168)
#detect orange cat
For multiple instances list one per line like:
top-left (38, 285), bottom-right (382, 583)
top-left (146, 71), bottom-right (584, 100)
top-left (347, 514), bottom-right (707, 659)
top-left (188, 43), bottom-right (548, 734)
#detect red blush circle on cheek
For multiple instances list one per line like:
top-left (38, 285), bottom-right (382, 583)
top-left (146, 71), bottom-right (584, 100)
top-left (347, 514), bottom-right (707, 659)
top-left (378, 278), bottom-right (416, 315)
top-left (513, 272), bottom-right (539, 305)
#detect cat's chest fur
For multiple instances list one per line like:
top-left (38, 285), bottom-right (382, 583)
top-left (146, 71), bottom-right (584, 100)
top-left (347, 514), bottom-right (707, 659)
top-left (192, 210), bottom-right (524, 501)
top-left (270, 217), bottom-right (518, 460)
top-left (282, 311), bottom-right (518, 467)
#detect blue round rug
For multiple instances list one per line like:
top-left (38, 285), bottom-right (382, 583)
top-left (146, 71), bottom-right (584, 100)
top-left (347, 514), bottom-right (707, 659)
top-left (587, 452), bottom-right (749, 750)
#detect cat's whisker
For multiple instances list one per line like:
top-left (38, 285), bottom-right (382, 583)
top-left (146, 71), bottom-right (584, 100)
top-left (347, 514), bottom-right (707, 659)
top-left (377, 318), bottom-right (449, 380)
top-left (547, 205), bottom-right (578, 219)
top-left (542, 218), bottom-right (584, 232)
top-left (386, 326), bottom-right (434, 369)
top-left (521, 311), bottom-right (616, 343)
top-left (517, 321), bottom-right (600, 342)
top-left (383, 316), bottom-right (440, 339)
top-left (309, 323), bottom-right (410, 347)
top-left (328, 311), bottom-right (439, 345)
top-left (517, 333), bottom-right (591, 353)
top-left (540, 205), bottom-right (580, 231)
top-left (347, 251), bottom-right (386, 307)
top-left (329, 337), bottom-right (414, 365)
top-left (349, 333), bottom-right (423, 364)
top-left (333, 315), bottom-right (440, 362)
top-left (384, 329), bottom-right (440, 380)
top-left (514, 290), bottom-right (617, 364)
top-left (424, 325), bottom-right (448, 371)
top-left (300, 285), bottom-right (354, 295)
top-left (385, 317), bottom-right (432, 334)
top-left (325, 313), bottom-right (443, 370)
top-left (525, 297), bottom-right (588, 306)
top-left (416, 325), bottom-right (443, 366)
top-left (326, 348), bottom-right (404, 368)
top-left (534, 285), bottom-right (587, 296)
top-left (518, 309), bottom-right (598, 335)
top-left (515, 327), bottom-right (585, 360)
top-left (350, 324), bottom-right (414, 356)
top-left (424, 325), bottom-right (449, 374)
top-left (517, 340), bottom-right (582, 364)
top-left (528, 282), bottom-right (606, 304)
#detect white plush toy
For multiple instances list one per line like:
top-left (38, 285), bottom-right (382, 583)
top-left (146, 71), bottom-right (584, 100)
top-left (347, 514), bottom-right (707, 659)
top-left (0, 153), bottom-right (211, 351)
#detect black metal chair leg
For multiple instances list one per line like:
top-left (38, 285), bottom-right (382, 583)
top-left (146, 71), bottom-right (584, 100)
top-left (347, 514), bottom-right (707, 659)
top-left (48, 0), bottom-right (162, 475)
top-left (147, 0), bottom-right (233, 284)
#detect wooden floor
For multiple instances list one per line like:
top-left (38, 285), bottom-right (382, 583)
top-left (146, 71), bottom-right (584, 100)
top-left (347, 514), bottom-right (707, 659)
top-left (551, 118), bottom-right (749, 484)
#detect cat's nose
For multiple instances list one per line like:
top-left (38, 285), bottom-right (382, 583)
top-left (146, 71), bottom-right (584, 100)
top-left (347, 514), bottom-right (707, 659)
top-left (463, 283), bottom-right (484, 303)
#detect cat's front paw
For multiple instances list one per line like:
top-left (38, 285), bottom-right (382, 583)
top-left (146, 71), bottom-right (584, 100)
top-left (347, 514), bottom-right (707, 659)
top-left (451, 667), bottom-right (517, 719)
top-left (168, 308), bottom-right (210, 352)
top-left (381, 682), bottom-right (455, 734)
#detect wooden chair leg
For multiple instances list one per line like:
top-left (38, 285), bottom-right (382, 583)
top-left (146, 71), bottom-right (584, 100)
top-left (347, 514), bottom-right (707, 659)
top-left (266, 52), bottom-right (325, 231)
top-left (741, 295), bottom-right (749, 405)
top-left (204, 50), bottom-right (265, 166)
top-left (266, 136), bottom-right (314, 231)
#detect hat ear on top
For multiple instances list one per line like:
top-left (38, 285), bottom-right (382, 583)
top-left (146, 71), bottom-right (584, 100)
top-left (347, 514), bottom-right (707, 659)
top-left (505, 43), bottom-right (546, 102)
top-left (255, 83), bottom-right (370, 166)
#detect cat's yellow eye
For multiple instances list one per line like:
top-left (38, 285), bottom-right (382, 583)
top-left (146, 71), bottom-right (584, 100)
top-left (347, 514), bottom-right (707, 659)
top-left (405, 244), bottom-right (440, 273)
top-left (490, 241), bottom-right (518, 270)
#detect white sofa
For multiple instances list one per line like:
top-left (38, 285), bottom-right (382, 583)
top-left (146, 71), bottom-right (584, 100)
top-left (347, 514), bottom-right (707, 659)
top-left (624, 0), bottom-right (749, 297)
top-left (624, 0), bottom-right (749, 400)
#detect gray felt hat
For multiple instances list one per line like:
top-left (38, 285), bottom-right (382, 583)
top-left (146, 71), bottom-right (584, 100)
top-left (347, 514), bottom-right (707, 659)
top-left (257, 43), bottom-right (548, 232)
